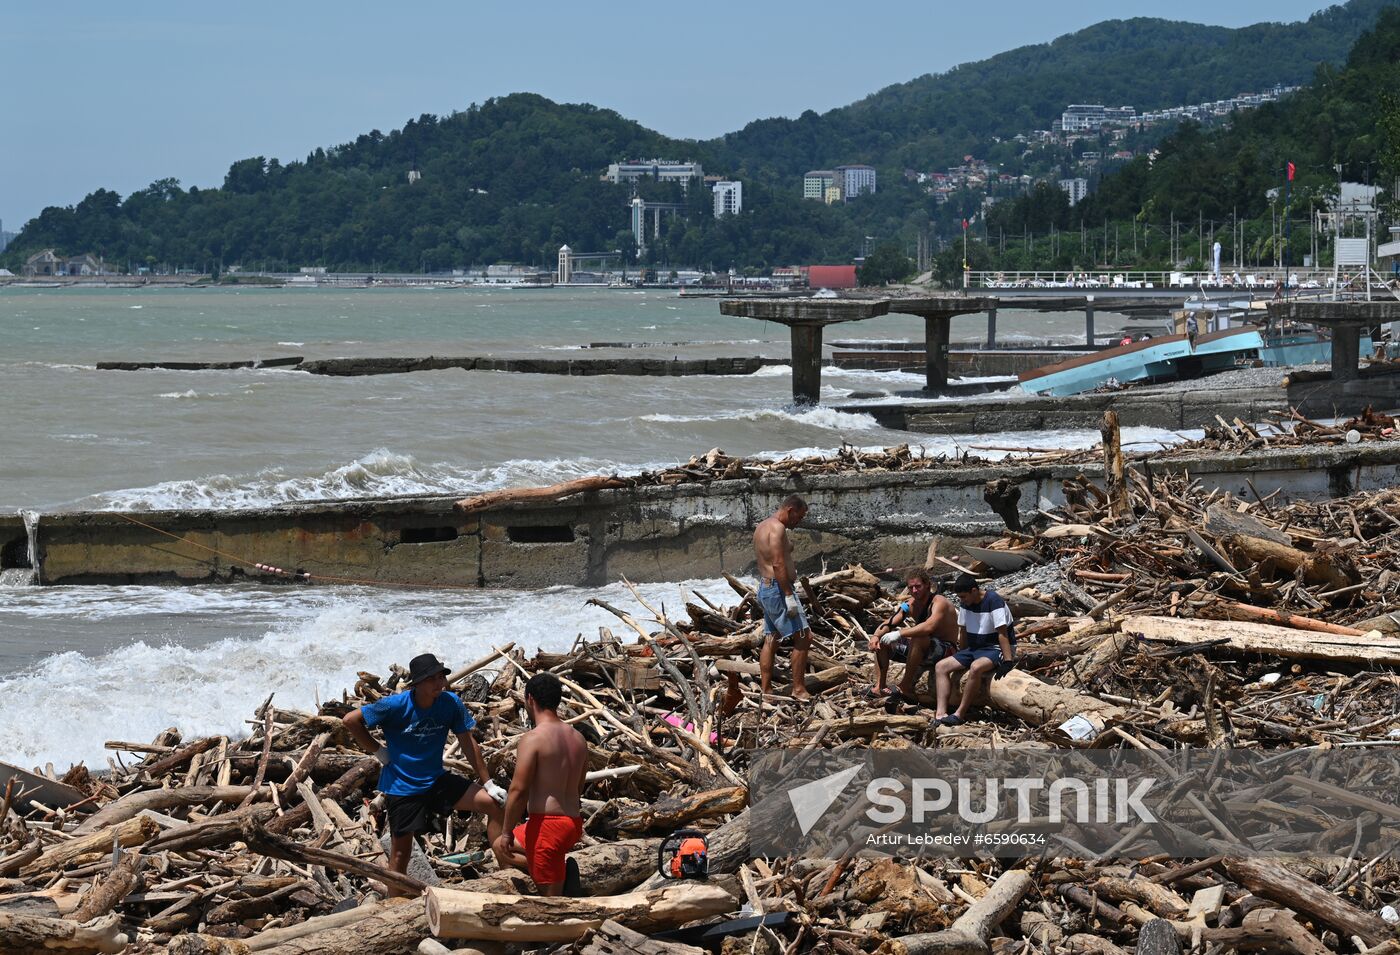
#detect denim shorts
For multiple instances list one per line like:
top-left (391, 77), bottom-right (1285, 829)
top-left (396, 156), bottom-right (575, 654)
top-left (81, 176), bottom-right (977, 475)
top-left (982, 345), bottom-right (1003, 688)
top-left (757, 579), bottom-right (808, 639)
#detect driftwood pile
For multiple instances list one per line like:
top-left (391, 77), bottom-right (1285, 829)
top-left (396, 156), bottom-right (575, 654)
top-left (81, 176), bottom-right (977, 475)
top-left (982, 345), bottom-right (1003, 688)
top-left (5, 428), bottom-right (1400, 954)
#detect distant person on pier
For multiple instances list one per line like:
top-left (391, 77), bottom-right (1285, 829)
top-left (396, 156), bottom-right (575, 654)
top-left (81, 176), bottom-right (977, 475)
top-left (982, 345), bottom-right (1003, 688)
top-left (493, 673), bottom-right (588, 896)
top-left (932, 574), bottom-right (1017, 726)
top-left (344, 653), bottom-right (507, 893)
top-left (753, 494), bottom-right (813, 701)
top-left (868, 567), bottom-right (957, 708)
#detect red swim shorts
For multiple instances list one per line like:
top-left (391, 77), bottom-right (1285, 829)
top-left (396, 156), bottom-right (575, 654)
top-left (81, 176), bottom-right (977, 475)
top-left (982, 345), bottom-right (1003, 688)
top-left (512, 814), bottom-right (584, 887)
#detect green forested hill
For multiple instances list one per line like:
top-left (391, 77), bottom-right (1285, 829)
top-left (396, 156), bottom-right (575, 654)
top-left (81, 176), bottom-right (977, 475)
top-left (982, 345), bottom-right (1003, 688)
top-left (950, 6), bottom-right (1400, 280)
top-left (6, 0), bottom-right (1396, 274)
top-left (712, 0), bottom-right (1396, 179)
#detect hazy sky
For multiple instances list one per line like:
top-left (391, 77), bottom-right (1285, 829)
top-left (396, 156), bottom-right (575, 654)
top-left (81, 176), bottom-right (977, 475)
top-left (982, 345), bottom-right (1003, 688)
top-left (2, 0), bottom-right (1336, 230)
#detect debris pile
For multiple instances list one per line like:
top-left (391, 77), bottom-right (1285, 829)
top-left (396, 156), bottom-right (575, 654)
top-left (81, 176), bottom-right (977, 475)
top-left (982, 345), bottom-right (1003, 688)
top-left (4, 451), bottom-right (1400, 954)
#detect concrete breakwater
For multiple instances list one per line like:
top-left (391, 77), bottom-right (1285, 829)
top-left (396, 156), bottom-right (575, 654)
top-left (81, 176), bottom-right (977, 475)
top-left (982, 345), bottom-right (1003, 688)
top-left (4, 442), bottom-right (1397, 590)
top-left (96, 355), bottom-right (785, 377)
top-left (842, 366), bottom-right (1400, 433)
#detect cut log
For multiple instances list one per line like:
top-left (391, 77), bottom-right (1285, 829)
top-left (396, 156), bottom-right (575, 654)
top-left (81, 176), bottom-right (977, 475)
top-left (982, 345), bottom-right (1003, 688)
top-left (879, 869), bottom-right (1033, 955)
top-left (577, 919), bottom-right (707, 955)
top-left (21, 815), bottom-right (159, 876)
top-left (1122, 615), bottom-right (1400, 667)
top-left (425, 882), bottom-right (737, 942)
top-left (1222, 856), bottom-right (1392, 946)
top-left (237, 898), bottom-right (426, 955)
top-left (76, 784), bottom-right (254, 834)
top-left (1203, 504), bottom-right (1292, 546)
top-left (985, 669), bottom-right (1125, 727)
top-left (0, 912), bottom-right (127, 955)
top-left (454, 475), bottom-right (627, 513)
top-left (615, 786), bottom-right (748, 834)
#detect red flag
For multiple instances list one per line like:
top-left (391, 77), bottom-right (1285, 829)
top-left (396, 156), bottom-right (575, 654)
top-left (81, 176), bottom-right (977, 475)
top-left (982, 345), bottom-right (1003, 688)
top-left (961, 218), bottom-right (969, 230)
top-left (1287, 162), bottom-right (1295, 181)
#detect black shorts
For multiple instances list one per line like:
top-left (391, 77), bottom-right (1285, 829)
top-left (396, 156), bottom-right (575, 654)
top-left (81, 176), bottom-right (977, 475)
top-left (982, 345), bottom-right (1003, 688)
top-left (385, 772), bottom-right (473, 837)
top-left (888, 636), bottom-right (951, 666)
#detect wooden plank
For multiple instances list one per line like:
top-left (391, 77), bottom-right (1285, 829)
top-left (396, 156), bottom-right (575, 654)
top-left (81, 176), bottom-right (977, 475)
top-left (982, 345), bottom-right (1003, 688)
top-left (1122, 616), bottom-right (1400, 666)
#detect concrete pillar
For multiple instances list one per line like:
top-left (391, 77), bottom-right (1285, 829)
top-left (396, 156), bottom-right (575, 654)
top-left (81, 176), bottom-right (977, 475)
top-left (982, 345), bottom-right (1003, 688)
top-left (1084, 301), bottom-right (1096, 346)
top-left (986, 307), bottom-right (997, 347)
top-left (924, 315), bottom-right (951, 392)
top-left (790, 323), bottom-right (824, 405)
top-left (1331, 324), bottom-right (1361, 381)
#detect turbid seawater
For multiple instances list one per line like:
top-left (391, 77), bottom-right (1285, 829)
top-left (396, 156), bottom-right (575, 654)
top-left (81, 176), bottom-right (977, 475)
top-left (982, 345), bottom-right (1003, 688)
top-left (1, 286), bottom-right (1158, 767)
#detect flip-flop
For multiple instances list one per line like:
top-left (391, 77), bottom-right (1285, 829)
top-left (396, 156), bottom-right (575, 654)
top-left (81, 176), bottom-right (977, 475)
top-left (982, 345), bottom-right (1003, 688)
top-left (935, 714), bottom-right (965, 727)
top-left (884, 690), bottom-right (919, 712)
top-left (864, 687), bottom-right (894, 701)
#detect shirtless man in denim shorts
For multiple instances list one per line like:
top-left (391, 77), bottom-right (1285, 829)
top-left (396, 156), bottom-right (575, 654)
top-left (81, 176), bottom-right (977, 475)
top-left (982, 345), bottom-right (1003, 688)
top-left (752, 494), bottom-right (811, 701)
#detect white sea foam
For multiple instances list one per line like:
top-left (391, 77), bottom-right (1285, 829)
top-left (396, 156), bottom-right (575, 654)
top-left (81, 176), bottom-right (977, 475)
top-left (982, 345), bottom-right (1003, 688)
top-left (641, 407), bottom-right (879, 430)
top-left (156, 390), bottom-right (202, 399)
top-left (0, 578), bottom-right (737, 768)
top-left (75, 450), bottom-right (672, 512)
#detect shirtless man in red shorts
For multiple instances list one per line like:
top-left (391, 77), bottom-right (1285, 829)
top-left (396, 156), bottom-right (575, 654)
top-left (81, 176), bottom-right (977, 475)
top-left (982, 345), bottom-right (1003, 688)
top-left (492, 672), bottom-right (589, 895)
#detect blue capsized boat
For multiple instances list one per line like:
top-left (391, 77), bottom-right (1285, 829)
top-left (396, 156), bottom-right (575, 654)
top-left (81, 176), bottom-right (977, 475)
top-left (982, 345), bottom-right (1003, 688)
top-left (1018, 327), bottom-right (1264, 397)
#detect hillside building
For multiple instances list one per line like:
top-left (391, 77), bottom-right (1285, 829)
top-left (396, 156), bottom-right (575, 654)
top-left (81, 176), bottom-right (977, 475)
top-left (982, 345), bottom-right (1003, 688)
top-left (803, 170), bottom-right (836, 201)
top-left (1058, 178), bottom-right (1088, 206)
top-left (712, 180), bottom-right (743, 218)
top-left (836, 164), bottom-right (877, 199)
top-left (606, 160), bottom-right (704, 193)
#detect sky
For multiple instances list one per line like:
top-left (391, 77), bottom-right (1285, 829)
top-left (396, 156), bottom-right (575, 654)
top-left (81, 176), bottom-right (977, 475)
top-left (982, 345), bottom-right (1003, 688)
top-left (1, 0), bottom-right (1338, 231)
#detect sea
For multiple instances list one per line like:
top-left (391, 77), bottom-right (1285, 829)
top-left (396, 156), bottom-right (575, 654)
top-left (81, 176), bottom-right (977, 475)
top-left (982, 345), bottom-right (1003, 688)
top-left (0, 285), bottom-right (1166, 769)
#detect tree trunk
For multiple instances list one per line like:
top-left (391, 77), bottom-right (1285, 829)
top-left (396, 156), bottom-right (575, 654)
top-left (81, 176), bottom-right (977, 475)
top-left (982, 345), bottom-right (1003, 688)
top-left (1222, 534), bottom-right (1357, 590)
top-left (425, 883), bottom-right (736, 942)
top-left (1222, 856), bottom-right (1391, 946)
top-left (70, 850), bottom-right (142, 923)
top-left (455, 475), bottom-right (627, 513)
top-left (1122, 615), bottom-right (1400, 667)
top-left (0, 913), bottom-right (127, 955)
top-left (1100, 411), bottom-right (1129, 519)
top-left (615, 787), bottom-right (747, 834)
top-left (985, 669), bottom-right (1125, 727)
top-left (21, 815), bottom-right (159, 876)
top-left (76, 784), bottom-right (254, 834)
top-left (881, 869), bottom-right (1033, 955)
top-left (457, 838), bottom-right (662, 897)
top-left (168, 900), bottom-right (424, 955)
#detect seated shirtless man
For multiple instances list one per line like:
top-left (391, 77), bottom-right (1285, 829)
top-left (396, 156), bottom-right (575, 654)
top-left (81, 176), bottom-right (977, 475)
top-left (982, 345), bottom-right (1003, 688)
top-left (492, 673), bottom-right (589, 896)
top-left (868, 568), bottom-right (958, 706)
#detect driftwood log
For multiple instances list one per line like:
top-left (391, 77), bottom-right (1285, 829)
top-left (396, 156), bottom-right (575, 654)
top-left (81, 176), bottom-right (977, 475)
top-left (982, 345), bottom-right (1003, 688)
top-left (0, 912), bottom-right (127, 955)
top-left (425, 883), bottom-right (736, 941)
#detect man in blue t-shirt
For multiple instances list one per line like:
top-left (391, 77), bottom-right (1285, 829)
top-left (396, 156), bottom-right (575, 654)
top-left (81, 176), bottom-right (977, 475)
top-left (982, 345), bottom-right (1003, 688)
top-left (344, 652), bottom-right (508, 890)
top-left (932, 574), bottom-right (1017, 726)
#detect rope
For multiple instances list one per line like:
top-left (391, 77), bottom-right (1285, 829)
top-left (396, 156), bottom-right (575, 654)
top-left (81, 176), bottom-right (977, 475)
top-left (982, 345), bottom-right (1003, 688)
top-left (110, 511), bottom-right (483, 591)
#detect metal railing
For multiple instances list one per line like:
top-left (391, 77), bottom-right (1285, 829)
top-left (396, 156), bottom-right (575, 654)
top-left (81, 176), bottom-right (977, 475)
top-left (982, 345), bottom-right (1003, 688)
top-left (965, 268), bottom-right (1339, 291)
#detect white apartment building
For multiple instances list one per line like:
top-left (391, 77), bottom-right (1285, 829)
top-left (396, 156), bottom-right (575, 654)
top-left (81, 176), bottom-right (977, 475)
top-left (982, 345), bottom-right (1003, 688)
top-left (837, 164), bottom-right (876, 199)
top-left (1061, 104), bottom-right (1137, 132)
top-left (1058, 177), bottom-right (1089, 206)
top-left (712, 180), bottom-right (743, 217)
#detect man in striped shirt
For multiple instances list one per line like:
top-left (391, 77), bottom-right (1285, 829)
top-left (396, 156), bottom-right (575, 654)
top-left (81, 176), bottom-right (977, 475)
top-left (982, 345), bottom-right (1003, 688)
top-left (933, 574), bottom-right (1017, 726)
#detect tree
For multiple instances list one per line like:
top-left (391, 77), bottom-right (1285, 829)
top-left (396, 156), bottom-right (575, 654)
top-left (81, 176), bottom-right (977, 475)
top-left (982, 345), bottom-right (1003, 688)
top-left (858, 241), bottom-right (915, 286)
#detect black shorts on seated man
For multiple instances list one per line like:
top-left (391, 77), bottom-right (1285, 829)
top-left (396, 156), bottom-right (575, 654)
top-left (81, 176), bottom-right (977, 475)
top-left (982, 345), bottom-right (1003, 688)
top-left (932, 574), bottom-right (1017, 727)
top-left (343, 652), bottom-right (508, 893)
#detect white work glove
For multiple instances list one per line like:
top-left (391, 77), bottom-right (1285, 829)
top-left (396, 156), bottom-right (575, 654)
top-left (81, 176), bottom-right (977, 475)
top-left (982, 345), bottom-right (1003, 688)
top-left (784, 593), bottom-right (801, 619)
top-left (373, 746), bottom-right (391, 767)
top-left (880, 630), bottom-right (903, 648)
top-left (484, 780), bottom-right (508, 806)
